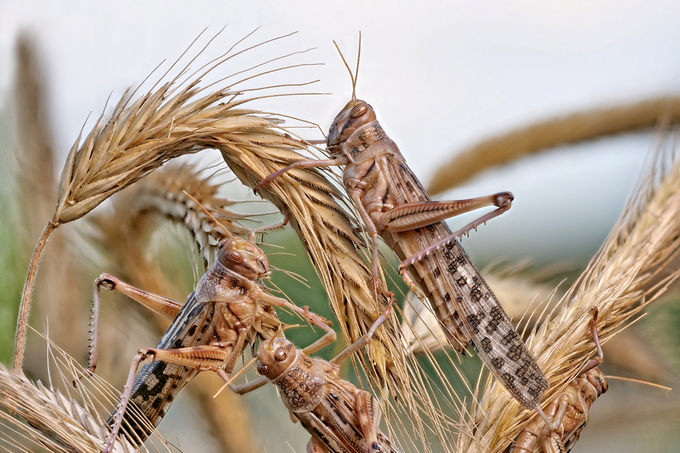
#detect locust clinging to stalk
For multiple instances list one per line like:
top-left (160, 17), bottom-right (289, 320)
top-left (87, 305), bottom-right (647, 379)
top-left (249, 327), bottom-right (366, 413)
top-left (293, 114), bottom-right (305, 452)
top-left (229, 301), bottom-right (402, 453)
top-left (510, 308), bottom-right (608, 453)
top-left (82, 201), bottom-right (332, 453)
top-left (256, 36), bottom-right (549, 413)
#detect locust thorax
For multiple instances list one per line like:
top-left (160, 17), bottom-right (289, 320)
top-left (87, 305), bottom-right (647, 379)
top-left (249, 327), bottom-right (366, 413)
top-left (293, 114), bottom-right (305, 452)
top-left (217, 238), bottom-right (270, 281)
top-left (255, 336), bottom-right (297, 381)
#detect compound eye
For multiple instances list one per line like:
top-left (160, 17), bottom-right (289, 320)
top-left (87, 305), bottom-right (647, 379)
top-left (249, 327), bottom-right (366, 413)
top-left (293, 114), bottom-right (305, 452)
top-left (257, 364), bottom-right (269, 375)
top-left (350, 104), bottom-right (368, 118)
top-left (274, 347), bottom-right (288, 362)
top-left (224, 249), bottom-right (244, 264)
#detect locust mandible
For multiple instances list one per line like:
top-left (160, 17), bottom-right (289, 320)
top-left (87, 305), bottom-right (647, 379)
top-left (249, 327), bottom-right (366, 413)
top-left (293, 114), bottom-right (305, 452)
top-left (83, 208), bottom-right (332, 453)
top-left (229, 300), bottom-right (402, 453)
top-left (256, 37), bottom-right (549, 412)
top-left (510, 308), bottom-right (608, 453)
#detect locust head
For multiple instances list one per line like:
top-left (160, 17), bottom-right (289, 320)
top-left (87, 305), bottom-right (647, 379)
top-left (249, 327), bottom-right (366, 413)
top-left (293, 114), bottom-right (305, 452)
top-left (327, 99), bottom-right (377, 156)
top-left (256, 335), bottom-right (297, 381)
top-left (217, 238), bottom-right (270, 281)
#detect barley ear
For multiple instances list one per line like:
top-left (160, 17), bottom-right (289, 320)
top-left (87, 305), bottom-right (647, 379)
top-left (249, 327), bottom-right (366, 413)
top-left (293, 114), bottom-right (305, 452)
top-left (458, 132), bottom-right (680, 453)
top-left (13, 31), bottom-right (323, 373)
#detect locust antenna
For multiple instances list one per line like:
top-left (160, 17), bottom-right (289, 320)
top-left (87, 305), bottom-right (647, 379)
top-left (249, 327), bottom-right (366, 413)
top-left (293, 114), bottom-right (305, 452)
top-left (354, 31), bottom-right (361, 99)
top-left (183, 190), bottom-right (235, 239)
top-left (333, 32), bottom-right (361, 100)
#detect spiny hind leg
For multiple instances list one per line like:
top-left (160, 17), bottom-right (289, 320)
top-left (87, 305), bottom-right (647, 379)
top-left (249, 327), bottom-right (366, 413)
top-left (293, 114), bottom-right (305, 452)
top-left (104, 345), bottom-right (234, 453)
top-left (80, 274), bottom-right (183, 381)
top-left (384, 192), bottom-right (513, 270)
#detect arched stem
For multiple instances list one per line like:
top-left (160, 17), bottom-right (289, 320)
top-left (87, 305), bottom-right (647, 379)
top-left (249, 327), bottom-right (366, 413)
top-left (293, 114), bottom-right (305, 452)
top-left (12, 220), bottom-right (58, 373)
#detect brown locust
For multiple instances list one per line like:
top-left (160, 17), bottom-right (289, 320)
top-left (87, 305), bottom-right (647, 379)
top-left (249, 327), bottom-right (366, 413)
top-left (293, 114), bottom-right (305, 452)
top-left (229, 301), bottom-right (401, 453)
top-left (83, 215), bottom-right (331, 453)
top-left (255, 39), bottom-right (549, 412)
top-left (510, 308), bottom-right (608, 453)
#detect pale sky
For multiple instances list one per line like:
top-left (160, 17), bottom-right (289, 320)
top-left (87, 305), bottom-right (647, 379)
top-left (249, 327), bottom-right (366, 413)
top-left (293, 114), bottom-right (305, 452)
top-left (2, 0), bottom-right (680, 264)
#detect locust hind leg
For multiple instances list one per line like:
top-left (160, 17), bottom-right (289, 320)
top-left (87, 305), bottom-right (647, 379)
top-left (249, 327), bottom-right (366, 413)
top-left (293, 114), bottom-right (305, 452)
top-left (378, 192), bottom-right (513, 273)
top-left (104, 344), bottom-right (237, 453)
top-left (80, 274), bottom-right (183, 382)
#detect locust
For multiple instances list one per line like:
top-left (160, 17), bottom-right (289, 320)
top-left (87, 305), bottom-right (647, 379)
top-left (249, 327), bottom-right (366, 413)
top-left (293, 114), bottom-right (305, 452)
top-left (510, 308), bottom-right (608, 453)
top-left (229, 300), bottom-right (401, 453)
top-left (255, 38), bottom-right (549, 412)
top-left (83, 209), bottom-right (332, 453)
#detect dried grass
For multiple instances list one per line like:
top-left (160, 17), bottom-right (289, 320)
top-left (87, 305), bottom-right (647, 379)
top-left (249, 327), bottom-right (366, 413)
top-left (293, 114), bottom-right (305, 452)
top-left (13, 29), bottom-right (325, 372)
top-left (13, 29), bottom-right (465, 452)
top-left (456, 132), bottom-right (680, 452)
top-left (0, 330), bottom-right (177, 453)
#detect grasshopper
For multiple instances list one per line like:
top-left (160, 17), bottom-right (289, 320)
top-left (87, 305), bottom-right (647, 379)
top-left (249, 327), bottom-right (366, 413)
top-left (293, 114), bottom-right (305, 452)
top-left (255, 39), bottom-right (549, 412)
top-left (229, 301), bottom-right (401, 453)
top-left (510, 308), bottom-right (608, 453)
top-left (84, 211), bottom-right (332, 453)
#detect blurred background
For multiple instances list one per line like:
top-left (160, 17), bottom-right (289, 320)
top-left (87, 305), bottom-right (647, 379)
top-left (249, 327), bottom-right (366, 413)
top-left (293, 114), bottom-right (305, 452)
top-left (1, 1), bottom-right (680, 452)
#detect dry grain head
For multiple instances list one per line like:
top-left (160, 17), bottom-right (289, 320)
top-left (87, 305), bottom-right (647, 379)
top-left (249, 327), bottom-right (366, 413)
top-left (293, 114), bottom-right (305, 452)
top-left (457, 132), bottom-right (680, 453)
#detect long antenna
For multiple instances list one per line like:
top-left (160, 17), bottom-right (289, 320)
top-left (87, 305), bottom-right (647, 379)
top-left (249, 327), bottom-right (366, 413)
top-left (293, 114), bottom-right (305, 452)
top-left (333, 32), bottom-right (362, 100)
top-left (354, 31), bottom-right (361, 100)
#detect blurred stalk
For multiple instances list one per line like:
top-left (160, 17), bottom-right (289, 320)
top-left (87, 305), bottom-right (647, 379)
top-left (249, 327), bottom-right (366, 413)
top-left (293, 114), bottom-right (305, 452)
top-left (12, 33), bottom-right (88, 375)
top-left (429, 96), bottom-right (680, 195)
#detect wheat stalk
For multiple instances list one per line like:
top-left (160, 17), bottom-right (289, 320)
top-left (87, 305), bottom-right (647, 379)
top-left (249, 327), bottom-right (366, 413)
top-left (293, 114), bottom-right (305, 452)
top-left (89, 162), bottom-right (248, 276)
top-left (13, 29), bottom-right (323, 373)
top-left (456, 131), bottom-right (680, 452)
top-left (205, 127), bottom-right (465, 453)
top-left (428, 96), bottom-right (680, 195)
top-left (0, 329), bottom-right (181, 453)
top-left (15, 29), bottom-right (454, 451)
